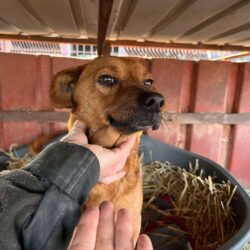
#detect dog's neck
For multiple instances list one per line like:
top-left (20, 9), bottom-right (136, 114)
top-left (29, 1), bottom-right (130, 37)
top-left (68, 113), bottom-right (140, 148)
top-left (89, 125), bottom-right (136, 148)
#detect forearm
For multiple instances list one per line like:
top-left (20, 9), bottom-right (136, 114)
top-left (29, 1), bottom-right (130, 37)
top-left (24, 141), bottom-right (100, 205)
top-left (23, 142), bottom-right (100, 250)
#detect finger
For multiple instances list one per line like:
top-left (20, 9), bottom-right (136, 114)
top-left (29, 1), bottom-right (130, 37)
top-left (99, 170), bottom-right (126, 184)
top-left (69, 207), bottom-right (99, 250)
top-left (112, 134), bottom-right (137, 156)
top-left (95, 201), bottom-right (115, 250)
top-left (69, 120), bottom-right (88, 144)
top-left (137, 234), bottom-right (153, 250)
top-left (115, 209), bottom-right (134, 250)
top-left (60, 132), bottom-right (88, 145)
top-left (118, 134), bottom-right (137, 153)
top-left (71, 120), bottom-right (88, 134)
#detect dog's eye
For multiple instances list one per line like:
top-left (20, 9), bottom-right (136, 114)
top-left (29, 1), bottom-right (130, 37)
top-left (97, 75), bottom-right (118, 87)
top-left (144, 79), bottom-right (153, 88)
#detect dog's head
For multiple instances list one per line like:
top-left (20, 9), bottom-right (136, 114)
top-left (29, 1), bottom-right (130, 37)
top-left (50, 56), bottom-right (165, 146)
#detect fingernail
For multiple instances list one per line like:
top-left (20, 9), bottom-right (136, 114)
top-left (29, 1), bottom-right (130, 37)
top-left (74, 120), bottom-right (86, 129)
top-left (138, 234), bottom-right (152, 248)
top-left (117, 208), bottom-right (128, 219)
top-left (73, 120), bottom-right (80, 127)
top-left (100, 201), bottom-right (113, 210)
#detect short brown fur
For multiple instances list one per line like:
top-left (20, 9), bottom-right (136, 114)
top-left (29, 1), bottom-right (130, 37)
top-left (50, 56), bottom-right (164, 242)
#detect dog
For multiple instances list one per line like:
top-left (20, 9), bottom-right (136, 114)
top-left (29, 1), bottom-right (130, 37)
top-left (50, 56), bottom-right (165, 243)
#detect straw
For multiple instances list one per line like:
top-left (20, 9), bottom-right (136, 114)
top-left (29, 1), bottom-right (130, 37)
top-left (142, 160), bottom-right (237, 250)
top-left (0, 144), bottom-right (33, 170)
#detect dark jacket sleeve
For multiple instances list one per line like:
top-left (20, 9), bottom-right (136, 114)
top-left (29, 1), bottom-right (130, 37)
top-left (0, 141), bottom-right (100, 250)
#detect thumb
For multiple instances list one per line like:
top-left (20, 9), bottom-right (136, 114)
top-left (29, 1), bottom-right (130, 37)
top-left (70, 120), bottom-right (87, 134)
top-left (112, 134), bottom-right (137, 155)
top-left (61, 120), bottom-right (88, 145)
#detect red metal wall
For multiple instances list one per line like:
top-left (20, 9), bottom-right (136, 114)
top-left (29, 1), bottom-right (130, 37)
top-left (148, 59), bottom-right (250, 186)
top-left (0, 53), bottom-right (249, 185)
top-left (0, 53), bottom-right (88, 149)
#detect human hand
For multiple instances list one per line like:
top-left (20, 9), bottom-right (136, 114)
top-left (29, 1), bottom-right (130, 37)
top-left (68, 201), bottom-right (153, 250)
top-left (61, 121), bottom-right (137, 184)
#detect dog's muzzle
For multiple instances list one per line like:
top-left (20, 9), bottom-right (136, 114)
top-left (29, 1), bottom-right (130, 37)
top-left (108, 92), bottom-right (165, 134)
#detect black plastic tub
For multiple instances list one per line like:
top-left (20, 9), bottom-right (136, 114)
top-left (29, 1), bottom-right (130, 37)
top-left (139, 135), bottom-right (250, 250)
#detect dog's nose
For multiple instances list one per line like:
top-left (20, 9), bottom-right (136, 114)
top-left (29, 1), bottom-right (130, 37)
top-left (138, 92), bottom-right (165, 112)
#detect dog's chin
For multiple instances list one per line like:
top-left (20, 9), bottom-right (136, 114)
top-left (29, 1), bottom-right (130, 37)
top-left (108, 114), bottom-right (161, 134)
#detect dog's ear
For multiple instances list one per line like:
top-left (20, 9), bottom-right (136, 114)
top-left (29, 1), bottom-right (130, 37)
top-left (50, 65), bottom-right (86, 109)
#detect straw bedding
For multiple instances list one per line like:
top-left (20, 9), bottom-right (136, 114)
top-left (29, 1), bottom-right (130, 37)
top-left (1, 145), bottom-right (33, 170)
top-left (142, 160), bottom-right (237, 250)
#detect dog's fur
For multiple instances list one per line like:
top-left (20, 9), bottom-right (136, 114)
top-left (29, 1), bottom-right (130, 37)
top-left (50, 56), bottom-right (165, 242)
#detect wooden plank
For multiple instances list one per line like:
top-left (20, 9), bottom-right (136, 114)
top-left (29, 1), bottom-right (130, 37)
top-left (1, 34), bottom-right (250, 51)
top-left (0, 111), bottom-right (69, 122)
top-left (1, 111), bottom-right (250, 124)
top-left (163, 113), bottom-right (250, 124)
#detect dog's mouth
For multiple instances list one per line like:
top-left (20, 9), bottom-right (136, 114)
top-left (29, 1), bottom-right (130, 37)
top-left (108, 112), bottom-right (161, 134)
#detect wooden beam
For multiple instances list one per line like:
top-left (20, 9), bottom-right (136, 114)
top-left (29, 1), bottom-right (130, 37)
top-left (1, 34), bottom-right (250, 52)
top-left (1, 111), bottom-right (250, 124)
top-left (163, 113), bottom-right (250, 124)
top-left (97, 0), bottom-right (113, 56)
top-left (102, 40), bottom-right (112, 56)
top-left (0, 111), bottom-right (69, 122)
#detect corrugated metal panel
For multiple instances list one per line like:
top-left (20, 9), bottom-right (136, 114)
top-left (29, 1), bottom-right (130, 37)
top-left (124, 47), bottom-right (210, 60)
top-left (150, 0), bottom-right (238, 42)
top-left (0, 0), bottom-right (250, 47)
top-left (0, 53), bottom-right (250, 185)
top-left (10, 41), bottom-right (61, 54)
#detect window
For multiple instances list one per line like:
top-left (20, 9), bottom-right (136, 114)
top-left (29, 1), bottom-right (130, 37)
top-left (78, 45), bottom-right (83, 56)
top-left (111, 46), bottom-right (119, 56)
top-left (70, 44), bottom-right (99, 58)
top-left (85, 45), bottom-right (91, 52)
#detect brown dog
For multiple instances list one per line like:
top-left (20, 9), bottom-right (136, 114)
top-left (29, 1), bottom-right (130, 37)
top-left (50, 56), bottom-right (165, 242)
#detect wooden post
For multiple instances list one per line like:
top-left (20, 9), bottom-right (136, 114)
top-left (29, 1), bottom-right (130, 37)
top-left (97, 0), bottom-right (113, 56)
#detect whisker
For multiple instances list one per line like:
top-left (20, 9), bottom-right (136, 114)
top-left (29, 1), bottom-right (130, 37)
top-left (161, 113), bottom-right (169, 124)
top-left (160, 112), bottom-right (173, 130)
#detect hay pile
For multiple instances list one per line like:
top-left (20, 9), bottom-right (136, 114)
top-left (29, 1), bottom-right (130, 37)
top-left (0, 145), bottom-right (33, 170)
top-left (243, 242), bottom-right (250, 250)
top-left (142, 160), bottom-right (237, 250)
